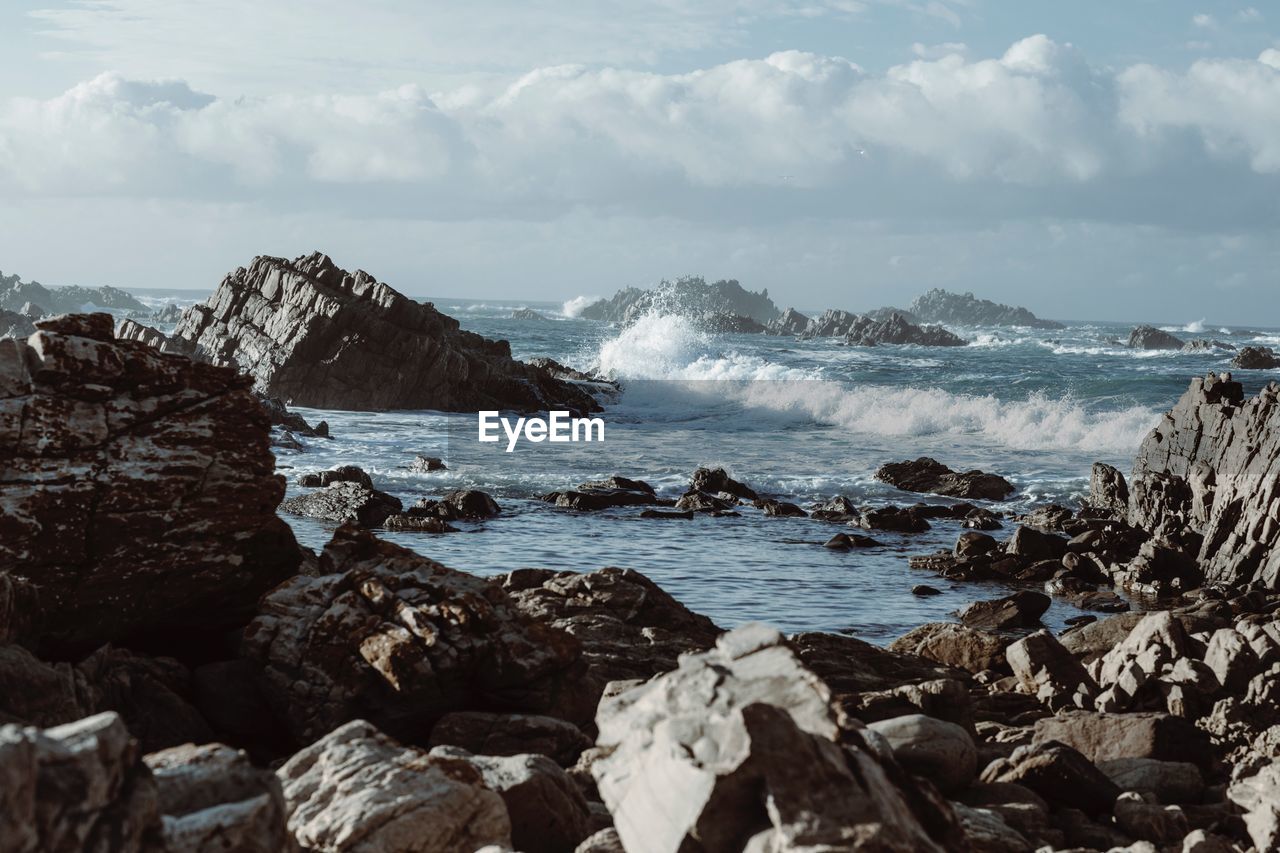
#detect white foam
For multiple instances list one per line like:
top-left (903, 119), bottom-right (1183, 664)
top-left (562, 295), bottom-right (600, 318)
top-left (1162, 319), bottom-right (1207, 333)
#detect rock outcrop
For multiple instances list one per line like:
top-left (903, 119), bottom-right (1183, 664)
top-left (1127, 372), bottom-right (1280, 589)
top-left (0, 269), bottom-right (148, 315)
top-left (1232, 345), bottom-right (1280, 370)
top-left (907, 288), bottom-right (1064, 329)
top-left (0, 313), bottom-right (301, 653)
top-left (578, 275), bottom-right (780, 326)
top-left (876, 457), bottom-right (1015, 500)
top-left (131, 252), bottom-right (598, 413)
top-left (1128, 325), bottom-right (1186, 350)
top-left (766, 307), bottom-right (811, 335)
top-left (843, 312), bottom-right (967, 347)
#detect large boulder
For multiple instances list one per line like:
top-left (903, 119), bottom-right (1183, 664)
top-left (1006, 630), bottom-right (1099, 711)
top-left (1127, 373), bottom-right (1280, 589)
top-left (591, 624), bottom-right (960, 853)
top-left (0, 313), bottom-right (300, 654)
top-left (844, 312), bottom-right (967, 347)
top-left (1231, 345), bottom-right (1280, 370)
top-left (276, 719), bottom-right (511, 852)
top-left (866, 714), bottom-right (977, 794)
top-left (1128, 325), bottom-right (1185, 350)
top-left (959, 591), bottom-right (1050, 631)
top-left (1032, 711), bottom-right (1215, 771)
top-left (889, 622), bottom-right (1012, 673)
top-left (278, 481), bottom-right (403, 527)
top-left (242, 526), bottom-right (586, 745)
top-left (133, 252), bottom-right (598, 413)
top-left (0, 712), bottom-right (163, 852)
top-left (876, 457), bottom-right (1014, 501)
top-left (980, 740), bottom-right (1121, 815)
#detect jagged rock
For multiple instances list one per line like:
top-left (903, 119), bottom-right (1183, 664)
top-left (500, 567), bottom-right (720, 698)
top-left (296, 465), bottom-right (373, 489)
top-left (409, 489), bottom-right (501, 520)
top-left (1006, 630), bottom-right (1099, 711)
top-left (151, 252), bottom-right (597, 413)
top-left (867, 714), bottom-right (977, 793)
top-left (150, 303), bottom-right (183, 324)
top-left (1128, 326), bottom-right (1186, 350)
top-left (876, 457), bottom-right (1014, 501)
top-left (981, 740), bottom-right (1121, 815)
top-left (428, 712), bottom-right (591, 767)
top-left (575, 828), bottom-right (624, 853)
top-left (256, 394), bottom-right (328, 437)
top-left (0, 644), bottom-right (97, 727)
top-left (0, 270), bottom-right (147, 314)
top-left (956, 531), bottom-right (1000, 558)
top-left (689, 466), bottom-right (757, 500)
top-left (144, 742), bottom-right (295, 853)
top-left (823, 532), bottom-right (881, 549)
top-left (409, 454), bottom-right (446, 472)
top-left (810, 494), bottom-right (858, 520)
top-left (75, 646), bottom-right (213, 754)
top-left (1032, 711), bottom-right (1215, 771)
top-left (766, 307), bottom-right (811, 335)
top-left (889, 623), bottom-right (1011, 673)
top-left (907, 289), bottom-right (1063, 329)
top-left (959, 591), bottom-right (1050, 631)
top-left (432, 746), bottom-right (591, 853)
top-left (951, 803), bottom-right (1035, 853)
top-left (1089, 462), bottom-right (1130, 518)
top-left (278, 481), bottom-right (403, 527)
top-left (1231, 345), bottom-right (1280, 370)
top-left (1060, 612), bottom-right (1147, 662)
top-left (1127, 372), bottom-right (1280, 589)
top-left (578, 276), bottom-right (780, 326)
top-left (0, 313), bottom-right (300, 654)
top-left (242, 526), bottom-right (585, 744)
top-left (592, 624), bottom-right (960, 853)
top-left (277, 719), bottom-right (511, 852)
top-left (1097, 758), bottom-right (1204, 804)
top-left (0, 711), bottom-right (162, 852)
top-left (1090, 611), bottom-right (1193, 710)
top-left (0, 309), bottom-right (35, 339)
top-left (1204, 627), bottom-right (1263, 694)
top-left (510, 308), bottom-right (545, 320)
top-left (673, 489), bottom-right (737, 512)
top-left (843, 313), bottom-right (967, 347)
top-left (542, 477), bottom-right (660, 511)
top-left (1228, 763), bottom-right (1280, 853)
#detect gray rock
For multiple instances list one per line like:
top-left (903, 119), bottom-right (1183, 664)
top-left (278, 481), bottom-right (403, 527)
top-left (1128, 325), bottom-right (1186, 350)
top-left (908, 288), bottom-right (1063, 329)
top-left (1227, 764), bottom-right (1280, 853)
top-left (1097, 758), bottom-right (1204, 804)
top-left (1088, 462), bottom-right (1130, 518)
top-left (409, 454), bottom-right (446, 472)
top-left (843, 313), bottom-right (968, 347)
top-left (867, 713), bottom-right (977, 793)
top-left (959, 591), bottom-right (1051, 631)
top-left (277, 719), bottom-right (511, 853)
top-left (765, 307), bottom-right (810, 335)
top-left (578, 276), bottom-right (780, 326)
top-left (0, 309), bottom-right (35, 339)
top-left (1006, 630), bottom-right (1099, 711)
top-left (951, 802), bottom-right (1035, 853)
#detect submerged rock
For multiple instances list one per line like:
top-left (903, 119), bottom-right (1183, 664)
top-left (147, 252), bottom-right (599, 413)
top-left (877, 457), bottom-right (1015, 501)
top-left (1128, 325), bottom-right (1185, 350)
top-left (0, 313), bottom-right (300, 654)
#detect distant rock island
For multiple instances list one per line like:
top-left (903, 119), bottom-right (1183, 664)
top-left (884, 289), bottom-right (1064, 329)
top-left (0, 269), bottom-right (148, 315)
top-left (578, 275), bottom-right (781, 326)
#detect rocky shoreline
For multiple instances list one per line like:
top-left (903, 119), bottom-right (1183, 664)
top-left (2, 313), bottom-right (1279, 852)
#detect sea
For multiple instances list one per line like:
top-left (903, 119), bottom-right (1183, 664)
top-left (124, 288), bottom-right (1280, 643)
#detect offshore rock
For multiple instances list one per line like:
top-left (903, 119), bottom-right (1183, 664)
top-left (877, 456), bottom-right (1015, 500)
top-left (592, 624), bottom-right (959, 853)
top-left (242, 526), bottom-right (584, 744)
top-left (578, 276), bottom-right (780, 326)
top-left (908, 288), bottom-right (1063, 329)
top-left (1128, 373), bottom-right (1280, 588)
top-left (1231, 345), bottom-right (1280, 370)
top-left (0, 269), bottom-right (148, 314)
top-left (278, 481), bottom-right (403, 528)
top-left (1128, 325), bottom-right (1186, 350)
top-left (0, 312), bottom-right (300, 653)
top-left (766, 307), bottom-right (811, 335)
top-left (843, 312), bottom-right (968, 347)
top-left (154, 252), bottom-right (598, 413)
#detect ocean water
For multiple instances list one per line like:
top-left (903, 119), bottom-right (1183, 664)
top-left (132, 292), bottom-right (1280, 642)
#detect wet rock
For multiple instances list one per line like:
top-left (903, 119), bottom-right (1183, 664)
top-left (157, 252), bottom-right (598, 413)
top-left (957, 531), bottom-right (1000, 557)
top-left (1007, 526), bottom-right (1068, 560)
top-left (810, 494), bottom-right (858, 521)
top-left (510, 307), bottom-right (545, 320)
top-left (857, 505), bottom-right (931, 532)
top-left (277, 719), bottom-right (511, 852)
top-left (428, 712), bottom-right (591, 767)
top-left (145, 741), bottom-right (295, 853)
top-left (409, 454), bottom-right (446, 472)
top-left (432, 746), bottom-right (591, 853)
top-left (592, 624), bottom-right (961, 853)
top-left (1089, 462), bottom-right (1131, 518)
top-left (0, 711), bottom-right (162, 852)
top-left (959, 591), bottom-right (1050, 631)
top-left (867, 713), bottom-right (977, 793)
top-left (0, 313), bottom-right (301, 654)
top-left (1128, 325), bottom-right (1186, 350)
top-left (981, 740), bottom-right (1122, 815)
top-left (411, 489), bottom-right (502, 521)
top-left (1231, 345), bottom-right (1280, 370)
top-left (383, 514), bottom-right (457, 533)
top-left (689, 466), bottom-right (757, 500)
top-left (296, 465), bottom-right (373, 489)
top-left (638, 508), bottom-right (693, 519)
top-left (766, 307), bottom-right (810, 335)
top-left (672, 489), bottom-right (737, 512)
top-left (1006, 630), bottom-right (1099, 711)
top-left (242, 526), bottom-right (584, 744)
top-left (823, 532), bottom-right (881, 549)
top-left (542, 478), bottom-right (660, 511)
top-left (257, 394), bottom-right (328, 438)
top-left (754, 497), bottom-right (807, 517)
top-left (843, 312), bottom-right (967, 347)
top-left (913, 585), bottom-right (942, 596)
top-left (278, 481), bottom-right (403, 527)
top-left (876, 457), bottom-right (1014, 501)
top-left (890, 622), bottom-right (1011, 673)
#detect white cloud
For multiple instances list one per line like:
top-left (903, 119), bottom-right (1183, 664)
top-left (1192, 13), bottom-right (1216, 29)
top-left (1236, 7), bottom-right (1263, 23)
top-left (911, 41), bottom-right (968, 59)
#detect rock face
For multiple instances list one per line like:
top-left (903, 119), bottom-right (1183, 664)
top-left (1127, 372), bottom-right (1280, 589)
top-left (242, 526), bottom-right (585, 744)
top-left (0, 313), bottom-right (301, 653)
top-left (277, 719), bottom-right (512, 853)
top-left (592, 624), bottom-right (958, 853)
top-left (578, 275), bottom-right (780, 325)
top-left (141, 252), bottom-right (598, 413)
top-left (1128, 325), bottom-right (1186, 350)
top-left (766, 307), bottom-right (810, 335)
top-left (907, 289), bottom-right (1064, 329)
top-left (876, 457), bottom-right (1015, 500)
top-left (0, 712), bottom-right (162, 852)
top-left (0, 269), bottom-right (148, 314)
top-left (1232, 345), bottom-right (1280, 370)
top-left (843, 313), bottom-right (967, 347)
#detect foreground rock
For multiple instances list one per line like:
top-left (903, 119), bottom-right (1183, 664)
top-left (1128, 325), bottom-right (1185, 350)
top-left (876, 457), bottom-right (1015, 501)
top-left (128, 252), bottom-right (598, 413)
top-left (0, 313), bottom-right (301, 653)
top-left (277, 719), bottom-right (511, 852)
top-left (242, 526), bottom-right (586, 744)
top-left (592, 624), bottom-right (961, 852)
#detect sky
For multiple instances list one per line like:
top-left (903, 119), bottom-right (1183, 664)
top-left (0, 1), bottom-right (1277, 324)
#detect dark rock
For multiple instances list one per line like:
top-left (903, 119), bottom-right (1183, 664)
top-left (296, 465), bottom-right (373, 489)
top-left (0, 270), bottom-right (147, 314)
top-left (765, 307), bottom-right (811, 335)
top-left (754, 498), bottom-right (807, 517)
top-left (149, 303), bottom-right (183, 324)
top-left (0, 309), bottom-right (35, 339)
top-left (409, 489), bottom-right (501, 520)
top-left (689, 466), bottom-right (757, 500)
top-left (578, 276), bottom-right (780, 326)
top-left (0, 644), bottom-right (96, 727)
top-left (1128, 325), bottom-right (1186, 350)
top-left (256, 393), bottom-right (328, 437)
top-left (242, 526), bottom-right (586, 744)
top-left (908, 288), bottom-right (1063, 329)
top-left (673, 489), bottom-right (737, 512)
top-left (638, 508), bottom-right (693, 520)
top-left (510, 307), bottom-right (546, 320)
top-left (191, 660), bottom-right (280, 740)
top-left (278, 481), bottom-right (403, 527)
top-left (810, 495), bottom-right (858, 521)
top-left (409, 454), bottom-right (446, 472)
top-left (1007, 526), bottom-right (1068, 560)
top-left (152, 252), bottom-right (599, 413)
top-left (824, 532), bottom-right (881, 549)
top-left (1182, 338), bottom-right (1237, 353)
top-left (428, 712), bottom-right (591, 767)
top-left (959, 591), bottom-right (1051, 631)
top-left (383, 514), bottom-right (457, 533)
top-left (1088, 462), bottom-right (1130, 518)
top-left (876, 457), bottom-right (1014, 501)
top-left (0, 313), bottom-right (301, 654)
top-left (957, 531), bottom-right (1000, 558)
top-left (791, 630), bottom-right (965, 696)
top-left (842, 312), bottom-right (968, 347)
top-left (912, 585), bottom-right (942, 596)
top-left (543, 477), bottom-right (659, 511)
top-left (981, 740), bottom-right (1122, 815)
top-left (857, 505), bottom-right (931, 532)
top-left (1231, 345), bottom-right (1280, 370)
top-left (75, 646), bottom-right (214, 754)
